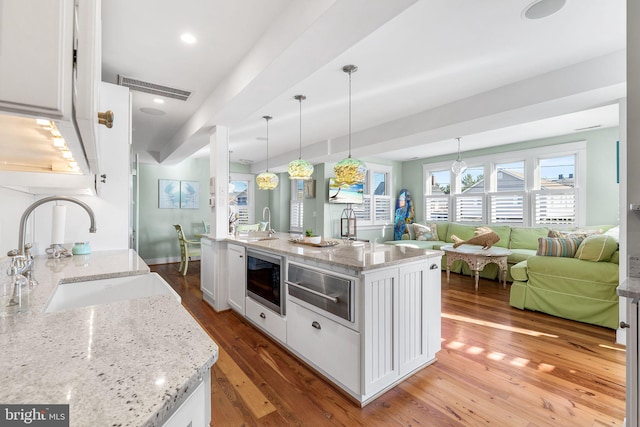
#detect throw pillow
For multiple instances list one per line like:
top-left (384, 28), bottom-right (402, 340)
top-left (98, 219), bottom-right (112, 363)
top-left (574, 235), bottom-right (619, 262)
top-left (536, 237), bottom-right (583, 258)
top-left (414, 223), bottom-right (439, 241)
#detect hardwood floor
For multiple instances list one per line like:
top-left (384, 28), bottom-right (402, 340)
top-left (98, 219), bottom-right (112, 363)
top-left (151, 261), bottom-right (626, 426)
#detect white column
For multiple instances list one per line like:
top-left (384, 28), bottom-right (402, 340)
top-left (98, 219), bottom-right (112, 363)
top-left (209, 126), bottom-right (230, 238)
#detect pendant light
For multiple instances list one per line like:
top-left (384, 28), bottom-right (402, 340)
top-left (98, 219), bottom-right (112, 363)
top-left (334, 65), bottom-right (366, 185)
top-left (287, 95), bottom-right (314, 180)
top-left (451, 137), bottom-right (467, 175)
top-left (256, 116), bottom-right (279, 190)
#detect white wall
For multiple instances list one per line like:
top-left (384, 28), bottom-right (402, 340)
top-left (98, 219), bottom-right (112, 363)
top-left (29, 82), bottom-right (131, 254)
top-left (0, 189), bottom-right (35, 256)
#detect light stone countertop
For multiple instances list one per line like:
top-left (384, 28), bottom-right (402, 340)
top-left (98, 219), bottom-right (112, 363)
top-left (210, 232), bottom-right (443, 273)
top-left (617, 277), bottom-right (640, 299)
top-left (0, 249), bottom-right (218, 427)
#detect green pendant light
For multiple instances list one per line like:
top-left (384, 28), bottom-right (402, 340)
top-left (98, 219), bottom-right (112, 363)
top-left (288, 95), bottom-right (314, 180)
top-left (256, 116), bottom-right (279, 190)
top-left (334, 65), bottom-right (366, 185)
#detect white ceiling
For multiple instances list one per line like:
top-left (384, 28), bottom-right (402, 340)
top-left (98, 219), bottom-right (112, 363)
top-left (100, 0), bottom-right (626, 171)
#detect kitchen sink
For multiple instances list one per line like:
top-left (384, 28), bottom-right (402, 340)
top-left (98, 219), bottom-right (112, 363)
top-left (45, 273), bottom-right (180, 313)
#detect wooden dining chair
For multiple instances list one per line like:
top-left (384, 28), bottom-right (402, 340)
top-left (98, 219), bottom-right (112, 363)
top-left (173, 224), bottom-right (201, 275)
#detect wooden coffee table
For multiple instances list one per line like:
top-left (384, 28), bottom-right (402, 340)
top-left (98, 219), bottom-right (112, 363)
top-left (441, 244), bottom-right (512, 291)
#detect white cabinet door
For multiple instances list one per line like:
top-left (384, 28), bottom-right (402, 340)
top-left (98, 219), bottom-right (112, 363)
top-left (397, 262), bottom-right (429, 376)
top-left (227, 243), bottom-right (246, 315)
top-left (626, 297), bottom-right (639, 427)
top-left (287, 301), bottom-right (360, 394)
top-left (363, 268), bottom-right (398, 395)
top-left (426, 258), bottom-right (442, 360)
top-left (162, 380), bottom-right (206, 427)
top-left (0, 0), bottom-right (74, 117)
top-left (200, 238), bottom-right (215, 304)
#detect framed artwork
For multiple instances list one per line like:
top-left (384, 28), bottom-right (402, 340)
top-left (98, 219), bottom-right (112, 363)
top-left (180, 180), bottom-right (200, 209)
top-left (158, 179), bottom-right (180, 208)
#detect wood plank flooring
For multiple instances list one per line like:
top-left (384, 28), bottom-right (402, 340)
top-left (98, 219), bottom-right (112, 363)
top-left (151, 261), bottom-right (626, 426)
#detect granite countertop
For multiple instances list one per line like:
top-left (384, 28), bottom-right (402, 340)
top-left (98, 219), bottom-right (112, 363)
top-left (617, 277), bottom-right (640, 299)
top-left (0, 249), bottom-right (218, 427)
top-left (212, 232), bottom-right (443, 272)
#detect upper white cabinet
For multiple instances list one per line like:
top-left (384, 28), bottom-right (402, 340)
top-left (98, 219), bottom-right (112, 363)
top-left (0, 0), bottom-right (102, 174)
top-left (0, 0), bottom-right (73, 117)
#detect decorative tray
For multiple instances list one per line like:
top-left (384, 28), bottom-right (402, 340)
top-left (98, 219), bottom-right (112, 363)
top-left (288, 239), bottom-right (341, 247)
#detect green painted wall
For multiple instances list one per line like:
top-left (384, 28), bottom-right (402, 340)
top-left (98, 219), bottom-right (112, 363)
top-left (138, 157), bottom-right (211, 263)
top-left (401, 127), bottom-right (620, 226)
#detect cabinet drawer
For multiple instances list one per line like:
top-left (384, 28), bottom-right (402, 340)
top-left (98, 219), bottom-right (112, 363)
top-left (287, 302), bottom-right (360, 394)
top-left (245, 297), bottom-right (286, 343)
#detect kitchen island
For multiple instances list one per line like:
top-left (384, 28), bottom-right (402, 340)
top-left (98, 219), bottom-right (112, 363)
top-left (203, 232), bottom-right (443, 406)
top-left (0, 250), bottom-right (218, 426)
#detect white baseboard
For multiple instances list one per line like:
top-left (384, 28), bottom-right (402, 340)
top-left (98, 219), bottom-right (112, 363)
top-left (145, 256), bottom-right (201, 266)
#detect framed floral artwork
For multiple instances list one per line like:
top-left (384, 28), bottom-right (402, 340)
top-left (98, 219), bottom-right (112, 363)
top-left (180, 180), bottom-right (200, 209)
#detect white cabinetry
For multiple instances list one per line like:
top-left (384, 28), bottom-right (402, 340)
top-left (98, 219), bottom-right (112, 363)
top-left (625, 296), bottom-right (639, 427)
top-left (245, 297), bottom-right (287, 343)
top-left (0, 0), bottom-right (101, 174)
top-left (0, 0), bottom-right (73, 117)
top-left (361, 259), bottom-right (440, 400)
top-left (162, 380), bottom-right (206, 427)
top-left (227, 243), bottom-right (246, 315)
top-left (200, 238), bottom-right (215, 307)
top-left (287, 301), bottom-right (360, 393)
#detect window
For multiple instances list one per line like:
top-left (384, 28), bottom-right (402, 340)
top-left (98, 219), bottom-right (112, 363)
top-left (489, 161), bottom-right (525, 224)
top-left (454, 165), bottom-right (485, 223)
top-left (290, 180), bottom-right (304, 232)
top-left (424, 170), bottom-right (450, 221)
top-left (534, 155), bottom-right (577, 225)
top-left (228, 173), bottom-right (254, 225)
top-left (353, 164), bottom-right (392, 225)
top-left (422, 141), bottom-right (586, 227)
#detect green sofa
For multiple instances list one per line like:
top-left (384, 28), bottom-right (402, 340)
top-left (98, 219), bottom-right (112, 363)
top-left (385, 222), bottom-right (620, 329)
top-left (510, 246), bottom-right (619, 330)
top-left (385, 222), bottom-right (550, 282)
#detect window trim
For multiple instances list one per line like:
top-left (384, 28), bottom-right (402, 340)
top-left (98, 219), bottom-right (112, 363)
top-left (229, 172), bottom-right (255, 224)
top-left (422, 141), bottom-right (587, 227)
top-left (353, 163), bottom-right (393, 227)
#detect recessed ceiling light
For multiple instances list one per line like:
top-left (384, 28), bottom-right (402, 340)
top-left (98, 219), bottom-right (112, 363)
top-left (153, 98), bottom-right (165, 104)
top-left (140, 107), bottom-right (166, 116)
top-left (522, 0), bottom-right (566, 20)
top-left (180, 33), bottom-right (197, 44)
top-left (238, 159), bottom-right (253, 164)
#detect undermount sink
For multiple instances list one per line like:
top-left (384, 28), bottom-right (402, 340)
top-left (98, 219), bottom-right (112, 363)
top-left (45, 273), bottom-right (180, 313)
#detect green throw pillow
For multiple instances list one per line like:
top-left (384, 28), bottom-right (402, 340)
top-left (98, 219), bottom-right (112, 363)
top-left (574, 235), bottom-right (619, 262)
top-left (536, 237), bottom-right (583, 258)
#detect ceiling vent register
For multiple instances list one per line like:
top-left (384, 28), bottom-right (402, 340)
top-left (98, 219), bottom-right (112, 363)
top-left (117, 75), bottom-right (192, 101)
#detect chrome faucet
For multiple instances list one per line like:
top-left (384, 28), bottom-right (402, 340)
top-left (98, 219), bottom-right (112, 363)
top-left (9, 196), bottom-right (97, 284)
top-left (262, 206), bottom-right (275, 236)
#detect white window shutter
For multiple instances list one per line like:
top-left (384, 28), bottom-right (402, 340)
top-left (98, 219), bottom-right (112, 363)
top-left (454, 195), bottom-right (484, 223)
top-left (533, 190), bottom-right (576, 226)
top-left (489, 192), bottom-right (525, 225)
top-left (424, 196), bottom-right (449, 222)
